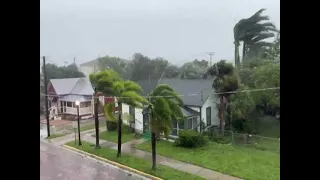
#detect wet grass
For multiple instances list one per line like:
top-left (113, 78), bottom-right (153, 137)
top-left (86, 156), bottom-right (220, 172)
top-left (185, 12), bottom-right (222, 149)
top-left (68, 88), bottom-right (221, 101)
top-left (137, 140), bottom-right (280, 180)
top-left (65, 141), bottom-right (205, 180)
top-left (80, 122), bottom-right (106, 132)
top-left (99, 131), bottom-right (137, 143)
top-left (45, 133), bottom-right (65, 139)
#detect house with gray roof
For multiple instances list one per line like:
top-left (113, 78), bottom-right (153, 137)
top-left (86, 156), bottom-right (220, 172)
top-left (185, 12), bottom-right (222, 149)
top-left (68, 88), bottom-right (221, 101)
top-left (137, 78), bottom-right (219, 137)
top-left (47, 77), bottom-right (94, 119)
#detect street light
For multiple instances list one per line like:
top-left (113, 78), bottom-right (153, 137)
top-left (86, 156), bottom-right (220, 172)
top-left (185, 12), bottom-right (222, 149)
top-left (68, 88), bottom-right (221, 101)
top-left (75, 100), bottom-right (82, 146)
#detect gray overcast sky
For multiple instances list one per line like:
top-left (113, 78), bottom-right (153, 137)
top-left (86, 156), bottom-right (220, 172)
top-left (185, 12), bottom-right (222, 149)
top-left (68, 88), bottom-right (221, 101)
top-left (40, 0), bottom-right (280, 66)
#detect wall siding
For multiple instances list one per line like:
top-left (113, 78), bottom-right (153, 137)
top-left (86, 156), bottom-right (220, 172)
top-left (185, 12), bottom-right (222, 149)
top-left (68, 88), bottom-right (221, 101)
top-left (201, 94), bottom-right (219, 127)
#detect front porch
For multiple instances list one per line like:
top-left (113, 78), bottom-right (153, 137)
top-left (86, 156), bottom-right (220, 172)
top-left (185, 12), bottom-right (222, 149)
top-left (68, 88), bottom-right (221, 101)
top-left (49, 95), bottom-right (94, 117)
top-left (60, 101), bottom-right (93, 116)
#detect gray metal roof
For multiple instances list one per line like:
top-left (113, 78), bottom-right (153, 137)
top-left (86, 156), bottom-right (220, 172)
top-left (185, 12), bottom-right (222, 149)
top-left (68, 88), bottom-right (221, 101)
top-left (142, 106), bottom-right (199, 117)
top-left (137, 78), bottom-right (215, 107)
top-left (136, 79), bottom-right (159, 95)
top-left (160, 78), bottom-right (214, 106)
top-left (49, 77), bottom-right (94, 95)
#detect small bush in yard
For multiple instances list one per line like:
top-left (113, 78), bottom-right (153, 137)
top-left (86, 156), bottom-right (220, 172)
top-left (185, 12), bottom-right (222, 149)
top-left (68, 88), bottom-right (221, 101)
top-left (106, 121), bottom-right (131, 133)
top-left (106, 121), bottom-right (117, 131)
top-left (175, 130), bottom-right (208, 148)
top-left (208, 133), bottom-right (232, 144)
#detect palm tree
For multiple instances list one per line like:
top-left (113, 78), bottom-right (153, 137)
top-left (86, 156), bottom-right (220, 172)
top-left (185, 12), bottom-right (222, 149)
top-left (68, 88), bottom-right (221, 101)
top-left (148, 84), bottom-right (184, 169)
top-left (234, 9), bottom-right (279, 66)
top-left (206, 60), bottom-right (239, 135)
top-left (105, 80), bottom-right (149, 157)
top-left (89, 70), bottom-right (121, 149)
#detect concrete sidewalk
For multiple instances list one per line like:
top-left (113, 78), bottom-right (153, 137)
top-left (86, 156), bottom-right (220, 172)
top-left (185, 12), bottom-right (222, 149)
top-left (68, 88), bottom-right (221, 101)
top-left (81, 135), bottom-right (241, 180)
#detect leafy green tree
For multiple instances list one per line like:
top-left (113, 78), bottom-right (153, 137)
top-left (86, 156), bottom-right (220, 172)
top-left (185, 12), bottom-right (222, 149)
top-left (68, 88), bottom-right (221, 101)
top-left (251, 62), bottom-right (280, 114)
top-left (228, 85), bottom-right (255, 132)
top-left (129, 53), bottom-right (169, 81)
top-left (104, 79), bottom-right (149, 157)
top-left (148, 84), bottom-right (184, 169)
top-left (206, 60), bottom-right (240, 134)
top-left (96, 56), bottom-right (129, 78)
top-left (233, 9), bottom-right (279, 66)
top-left (261, 32), bottom-right (280, 61)
top-left (163, 65), bottom-right (180, 78)
top-left (180, 59), bottom-right (208, 79)
top-left (44, 63), bottom-right (85, 80)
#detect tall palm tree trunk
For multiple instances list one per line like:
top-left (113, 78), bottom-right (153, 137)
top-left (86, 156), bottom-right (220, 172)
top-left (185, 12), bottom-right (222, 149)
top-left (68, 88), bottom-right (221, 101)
top-left (219, 96), bottom-right (225, 135)
top-left (242, 43), bottom-right (246, 62)
top-left (234, 42), bottom-right (240, 68)
top-left (94, 91), bottom-right (100, 149)
top-left (151, 132), bottom-right (157, 169)
top-left (151, 111), bottom-right (157, 170)
top-left (117, 102), bottom-right (122, 157)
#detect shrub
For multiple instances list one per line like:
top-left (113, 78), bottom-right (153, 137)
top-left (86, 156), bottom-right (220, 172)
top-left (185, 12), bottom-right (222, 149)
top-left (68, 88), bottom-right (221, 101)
top-left (106, 121), bottom-right (131, 134)
top-left (122, 124), bottom-right (131, 133)
top-left (175, 130), bottom-right (208, 148)
top-left (208, 134), bottom-right (230, 144)
top-left (106, 121), bottom-right (117, 131)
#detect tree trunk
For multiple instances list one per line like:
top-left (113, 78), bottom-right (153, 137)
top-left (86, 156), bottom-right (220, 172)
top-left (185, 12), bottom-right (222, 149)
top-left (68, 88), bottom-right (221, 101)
top-left (242, 43), bottom-right (246, 62)
top-left (94, 93), bottom-right (100, 149)
top-left (150, 110), bottom-right (156, 170)
top-left (151, 132), bottom-right (156, 170)
top-left (117, 102), bottom-right (122, 158)
top-left (234, 42), bottom-right (241, 68)
top-left (219, 96), bottom-right (225, 135)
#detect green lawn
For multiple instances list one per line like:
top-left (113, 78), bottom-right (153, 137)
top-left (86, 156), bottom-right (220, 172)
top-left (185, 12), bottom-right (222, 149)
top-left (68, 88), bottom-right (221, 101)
top-left (45, 133), bottom-right (65, 139)
top-left (65, 141), bottom-right (205, 180)
top-left (80, 122), bottom-right (106, 132)
top-left (137, 140), bottom-right (280, 180)
top-left (99, 131), bottom-right (137, 143)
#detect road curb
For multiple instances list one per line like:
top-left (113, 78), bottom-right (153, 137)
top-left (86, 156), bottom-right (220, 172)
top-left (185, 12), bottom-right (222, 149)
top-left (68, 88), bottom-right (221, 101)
top-left (63, 145), bottom-right (163, 180)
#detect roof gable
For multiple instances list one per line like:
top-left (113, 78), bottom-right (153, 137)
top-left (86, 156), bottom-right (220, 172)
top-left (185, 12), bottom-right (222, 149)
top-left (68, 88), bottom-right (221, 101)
top-left (49, 78), bottom-right (94, 95)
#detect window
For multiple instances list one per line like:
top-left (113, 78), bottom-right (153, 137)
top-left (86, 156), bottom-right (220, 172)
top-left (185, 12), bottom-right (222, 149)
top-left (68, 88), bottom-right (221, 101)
top-left (85, 102), bottom-right (91, 107)
top-left (66, 102), bottom-right (73, 107)
top-left (80, 102), bottom-right (91, 107)
top-left (206, 107), bottom-right (211, 126)
top-left (187, 118), bottom-right (192, 129)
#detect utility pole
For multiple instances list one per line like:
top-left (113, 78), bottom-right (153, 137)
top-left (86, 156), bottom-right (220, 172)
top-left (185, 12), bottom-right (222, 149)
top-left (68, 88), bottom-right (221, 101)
top-left (207, 52), bottom-right (215, 67)
top-left (43, 56), bottom-right (50, 137)
top-left (207, 52), bottom-right (219, 74)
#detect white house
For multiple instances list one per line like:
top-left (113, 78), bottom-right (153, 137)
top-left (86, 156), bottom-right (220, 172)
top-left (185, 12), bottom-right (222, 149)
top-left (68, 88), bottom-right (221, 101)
top-left (79, 59), bottom-right (100, 77)
top-left (47, 77), bottom-right (94, 119)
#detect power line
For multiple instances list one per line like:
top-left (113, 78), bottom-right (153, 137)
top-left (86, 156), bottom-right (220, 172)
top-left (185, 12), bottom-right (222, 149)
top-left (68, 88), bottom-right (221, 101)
top-left (40, 87), bottom-right (280, 99)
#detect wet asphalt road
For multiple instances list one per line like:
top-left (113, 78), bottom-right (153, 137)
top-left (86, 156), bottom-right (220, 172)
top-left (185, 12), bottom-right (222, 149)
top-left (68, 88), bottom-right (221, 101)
top-left (40, 141), bottom-right (146, 180)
